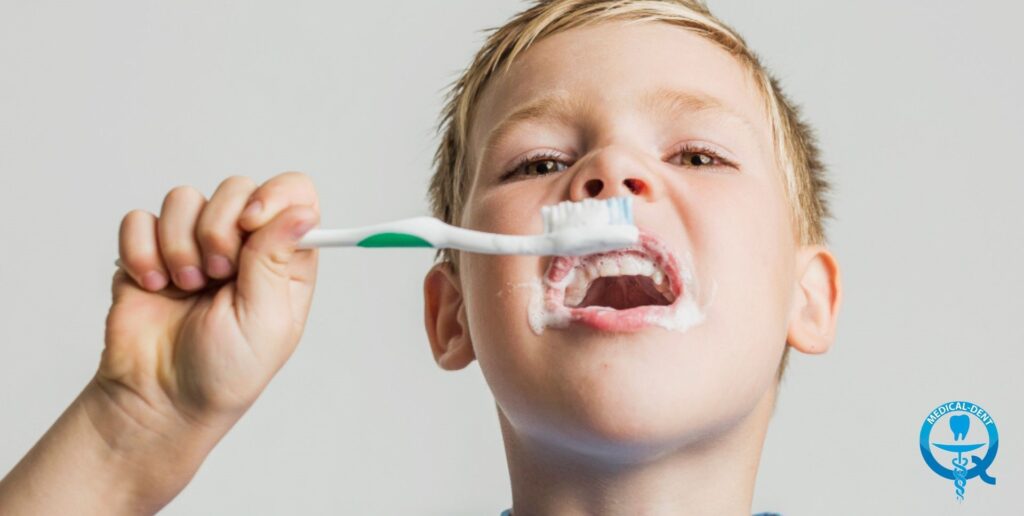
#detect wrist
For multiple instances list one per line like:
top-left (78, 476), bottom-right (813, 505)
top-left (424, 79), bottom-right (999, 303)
top-left (78, 376), bottom-right (232, 511)
top-left (0, 379), bottom-right (226, 515)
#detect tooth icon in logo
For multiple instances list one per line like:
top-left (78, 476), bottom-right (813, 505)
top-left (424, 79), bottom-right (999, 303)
top-left (950, 414), bottom-right (970, 441)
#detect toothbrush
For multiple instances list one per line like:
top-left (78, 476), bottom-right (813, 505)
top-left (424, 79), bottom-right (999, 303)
top-left (113, 197), bottom-right (638, 270)
top-left (297, 196), bottom-right (639, 256)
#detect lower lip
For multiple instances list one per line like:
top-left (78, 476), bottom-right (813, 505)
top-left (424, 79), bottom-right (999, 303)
top-left (563, 303), bottom-right (681, 332)
top-left (540, 231), bottom-right (687, 333)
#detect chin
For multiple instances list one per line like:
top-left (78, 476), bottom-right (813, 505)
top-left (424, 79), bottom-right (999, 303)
top-left (516, 359), bottom-right (727, 459)
top-left (530, 404), bottom-right (721, 466)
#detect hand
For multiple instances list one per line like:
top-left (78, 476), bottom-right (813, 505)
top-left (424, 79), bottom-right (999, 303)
top-left (104, 171), bottom-right (320, 432)
top-left (0, 172), bottom-right (321, 515)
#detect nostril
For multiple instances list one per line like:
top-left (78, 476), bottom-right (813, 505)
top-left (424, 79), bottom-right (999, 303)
top-left (584, 179), bottom-right (603, 197)
top-left (623, 178), bottom-right (646, 195)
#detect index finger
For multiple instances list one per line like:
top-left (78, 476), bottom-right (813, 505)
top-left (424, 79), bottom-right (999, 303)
top-left (238, 171), bottom-right (320, 232)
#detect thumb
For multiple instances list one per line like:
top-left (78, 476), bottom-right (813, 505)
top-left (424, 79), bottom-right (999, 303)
top-left (235, 205), bottom-right (319, 330)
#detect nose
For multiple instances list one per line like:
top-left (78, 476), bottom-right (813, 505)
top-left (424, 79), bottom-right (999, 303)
top-left (568, 145), bottom-right (658, 202)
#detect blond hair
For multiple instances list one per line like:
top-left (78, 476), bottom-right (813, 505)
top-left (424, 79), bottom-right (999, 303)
top-left (427, 0), bottom-right (832, 379)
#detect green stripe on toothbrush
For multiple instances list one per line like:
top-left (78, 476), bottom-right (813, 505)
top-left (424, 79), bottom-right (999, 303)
top-left (356, 232), bottom-right (433, 248)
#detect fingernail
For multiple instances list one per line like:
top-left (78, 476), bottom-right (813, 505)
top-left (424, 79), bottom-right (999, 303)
top-left (241, 200), bottom-right (263, 221)
top-left (175, 266), bottom-right (206, 290)
top-left (291, 219), bottom-right (316, 239)
top-left (142, 271), bottom-right (168, 291)
top-left (206, 254), bottom-right (232, 278)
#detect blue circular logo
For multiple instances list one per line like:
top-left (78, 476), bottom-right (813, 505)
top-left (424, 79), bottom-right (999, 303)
top-left (919, 400), bottom-right (998, 501)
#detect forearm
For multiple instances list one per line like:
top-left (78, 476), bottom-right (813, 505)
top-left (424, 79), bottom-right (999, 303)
top-left (0, 378), bottom-right (228, 515)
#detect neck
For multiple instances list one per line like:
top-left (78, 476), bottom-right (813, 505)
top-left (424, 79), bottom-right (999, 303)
top-left (500, 386), bottom-right (777, 516)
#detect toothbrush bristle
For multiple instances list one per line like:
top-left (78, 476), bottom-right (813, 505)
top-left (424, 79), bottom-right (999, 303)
top-left (541, 196), bottom-right (635, 233)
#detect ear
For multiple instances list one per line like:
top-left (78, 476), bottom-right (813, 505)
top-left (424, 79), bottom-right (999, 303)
top-left (786, 245), bottom-right (842, 355)
top-left (423, 261), bottom-right (476, 370)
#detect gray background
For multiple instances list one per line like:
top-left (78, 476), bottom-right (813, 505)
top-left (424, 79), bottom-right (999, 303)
top-left (1, 1), bottom-right (1020, 514)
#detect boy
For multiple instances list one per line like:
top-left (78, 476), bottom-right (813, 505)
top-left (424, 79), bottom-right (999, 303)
top-left (0, 1), bottom-right (841, 514)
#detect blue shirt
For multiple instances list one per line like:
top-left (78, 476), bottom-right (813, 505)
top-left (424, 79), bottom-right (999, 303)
top-left (500, 510), bottom-right (781, 515)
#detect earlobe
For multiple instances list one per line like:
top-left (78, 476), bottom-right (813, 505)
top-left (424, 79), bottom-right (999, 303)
top-left (423, 262), bottom-right (476, 370)
top-left (786, 246), bottom-right (842, 355)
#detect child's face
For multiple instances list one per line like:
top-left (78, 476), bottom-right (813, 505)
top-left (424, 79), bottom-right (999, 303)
top-left (429, 21), bottom-right (823, 455)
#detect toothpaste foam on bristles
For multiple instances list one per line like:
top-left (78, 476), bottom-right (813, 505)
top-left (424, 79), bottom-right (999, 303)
top-left (541, 197), bottom-right (633, 233)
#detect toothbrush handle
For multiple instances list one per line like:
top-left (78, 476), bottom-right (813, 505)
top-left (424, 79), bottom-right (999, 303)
top-left (297, 217), bottom-right (449, 249)
top-left (297, 216), bottom-right (638, 256)
top-left (110, 217), bottom-right (637, 267)
top-left (111, 218), bottom-right (447, 268)
top-left (297, 216), bottom-right (540, 253)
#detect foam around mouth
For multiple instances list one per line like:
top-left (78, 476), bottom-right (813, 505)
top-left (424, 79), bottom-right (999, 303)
top-left (523, 228), bottom-right (712, 334)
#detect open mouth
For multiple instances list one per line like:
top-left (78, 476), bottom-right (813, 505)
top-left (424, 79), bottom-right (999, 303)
top-left (535, 228), bottom-right (695, 333)
top-left (563, 250), bottom-right (676, 309)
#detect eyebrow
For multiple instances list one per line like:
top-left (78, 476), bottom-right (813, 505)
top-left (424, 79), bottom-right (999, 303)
top-left (640, 87), bottom-right (750, 127)
top-left (480, 87), bottom-right (757, 157)
top-left (481, 93), bottom-right (585, 154)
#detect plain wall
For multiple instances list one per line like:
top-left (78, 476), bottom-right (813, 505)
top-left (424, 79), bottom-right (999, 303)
top-left (1, 1), bottom-right (1020, 514)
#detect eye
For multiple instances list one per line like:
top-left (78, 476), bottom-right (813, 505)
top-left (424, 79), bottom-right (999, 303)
top-left (500, 151), bottom-right (571, 182)
top-left (678, 152), bottom-right (714, 166)
top-left (666, 143), bottom-right (733, 170)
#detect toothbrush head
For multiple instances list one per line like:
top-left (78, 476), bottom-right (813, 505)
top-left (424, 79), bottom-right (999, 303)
top-left (541, 196), bottom-right (634, 233)
top-left (539, 196), bottom-right (639, 256)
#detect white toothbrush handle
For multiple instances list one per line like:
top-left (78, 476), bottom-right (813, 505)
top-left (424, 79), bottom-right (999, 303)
top-left (297, 216), bottom-right (638, 256)
top-left (296, 217), bottom-right (444, 248)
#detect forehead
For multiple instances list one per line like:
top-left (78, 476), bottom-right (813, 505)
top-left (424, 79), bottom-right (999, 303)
top-left (468, 20), bottom-right (771, 163)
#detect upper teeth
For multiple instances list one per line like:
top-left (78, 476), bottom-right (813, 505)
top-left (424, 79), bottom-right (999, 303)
top-left (564, 252), bottom-right (671, 307)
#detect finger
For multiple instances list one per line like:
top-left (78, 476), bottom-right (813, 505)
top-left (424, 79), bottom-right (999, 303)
top-left (196, 176), bottom-right (258, 279)
top-left (118, 210), bottom-right (169, 292)
top-left (238, 171), bottom-right (319, 232)
top-left (235, 205), bottom-right (319, 343)
top-left (111, 267), bottom-right (134, 304)
top-left (158, 185), bottom-right (208, 291)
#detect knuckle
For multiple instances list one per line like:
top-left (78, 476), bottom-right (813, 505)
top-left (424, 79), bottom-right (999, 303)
top-left (267, 171), bottom-right (313, 193)
top-left (266, 171), bottom-right (318, 205)
top-left (223, 175), bottom-right (256, 191)
top-left (164, 184), bottom-right (203, 205)
top-left (279, 170), bottom-right (311, 183)
top-left (120, 209), bottom-right (152, 230)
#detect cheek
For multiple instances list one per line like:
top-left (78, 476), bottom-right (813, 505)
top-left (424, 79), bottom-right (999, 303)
top-left (464, 188), bottom-right (544, 235)
top-left (458, 193), bottom-right (553, 358)
top-left (460, 253), bottom-right (542, 361)
top-left (684, 177), bottom-right (794, 345)
top-left (459, 253), bottom-right (554, 417)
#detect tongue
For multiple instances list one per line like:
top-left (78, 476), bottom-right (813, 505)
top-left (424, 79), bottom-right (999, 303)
top-left (577, 276), bottom-right (671, 310)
